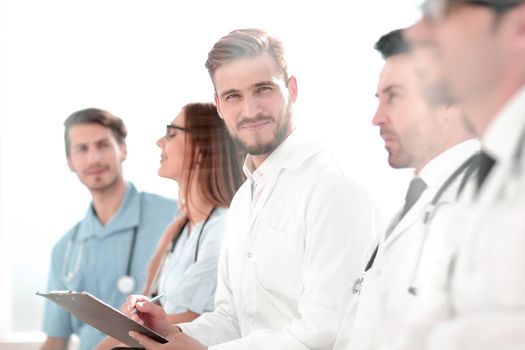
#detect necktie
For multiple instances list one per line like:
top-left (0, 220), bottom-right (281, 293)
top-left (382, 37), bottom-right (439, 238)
top-left (399, 177), bottom-right (427, 221)
top-left (476, 151), bottom-right (496, 192)
top-left (362, 177), bottom-right (427, 274)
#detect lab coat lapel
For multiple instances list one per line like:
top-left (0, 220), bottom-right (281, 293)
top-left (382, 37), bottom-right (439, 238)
top-left (249, 171), bottom-right (281, 226)
top-left (243, 131), bottom-right (320, 231)
top-left (382, 204), bottom-right (421, 249)
top-left (239, 172), bottom-right (281, 252)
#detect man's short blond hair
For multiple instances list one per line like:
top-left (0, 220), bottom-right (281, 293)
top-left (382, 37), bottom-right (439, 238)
top-left (205, 28), bottom-right (289, 84)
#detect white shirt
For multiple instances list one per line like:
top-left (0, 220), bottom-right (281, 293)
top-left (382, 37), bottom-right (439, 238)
top-left (418, 86), bottom-right (525, 349)
top-left (332, 140), bottom-right (478, 350)
top-left (179, 131), bottom-right (383, 350)
top-left (157, 207), bottom-right (228, 314)
top-left (242, 153), bottom-right (268, 211)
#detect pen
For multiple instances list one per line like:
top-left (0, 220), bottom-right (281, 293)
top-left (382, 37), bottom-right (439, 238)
top-left (130, 293), bottom-right (165, 314)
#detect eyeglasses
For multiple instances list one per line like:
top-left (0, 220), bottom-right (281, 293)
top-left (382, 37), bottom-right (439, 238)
top-left (165, 124), bottom-right (192, 139)
top-left (421, 0), bottom-right (524, 23)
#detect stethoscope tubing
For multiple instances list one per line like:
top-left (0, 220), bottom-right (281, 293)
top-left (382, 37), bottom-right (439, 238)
top-left (353, 154), bottom-right (477, 296)
top-left (170, 207), bottom-right (217, 263)
top-left (62, 225), bottom-right (139, 289)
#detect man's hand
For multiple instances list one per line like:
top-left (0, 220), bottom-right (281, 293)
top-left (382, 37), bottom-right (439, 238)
top-left (129, 331), bottom-right (207, 350)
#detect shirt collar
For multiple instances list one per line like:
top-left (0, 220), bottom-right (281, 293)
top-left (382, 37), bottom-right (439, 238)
top-left (242, 129), bottom-right (322, 187)
top-left (482, 85), bottom-right (525, 163)
top-left (418, 139), bottom-right (480, 190)
top-left (78, 182), bottom-right (141, 240)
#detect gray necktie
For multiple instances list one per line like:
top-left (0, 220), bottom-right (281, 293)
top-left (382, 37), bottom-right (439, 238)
top-left (360, 177), bottom-right (427, 281)
top-left (476, 151), bottom-right (496, 193)
top-left (399, 177), bottom-right (427, 221)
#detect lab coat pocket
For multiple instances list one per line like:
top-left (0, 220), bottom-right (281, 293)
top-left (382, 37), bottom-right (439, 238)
top-left (256, 227), bottom-right (305, 298)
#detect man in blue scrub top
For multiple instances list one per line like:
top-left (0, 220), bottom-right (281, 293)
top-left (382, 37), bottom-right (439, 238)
top-left (40, 108), bottom-right (177, 350)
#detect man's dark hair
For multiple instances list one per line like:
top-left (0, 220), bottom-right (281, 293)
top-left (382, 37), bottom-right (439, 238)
top-left (64, 108), bottom-right (127, 157)
top-left (374, 29), bottom-right (411, 59)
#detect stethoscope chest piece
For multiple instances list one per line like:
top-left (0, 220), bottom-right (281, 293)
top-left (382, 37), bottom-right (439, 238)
top-left (117, 275), bottom-right (135, 294)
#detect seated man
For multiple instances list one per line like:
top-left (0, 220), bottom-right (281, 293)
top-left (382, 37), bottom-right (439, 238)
top-left (126, 28), bottom-right (382, 350)
top-left (41, 108), bottom-right (177, 350)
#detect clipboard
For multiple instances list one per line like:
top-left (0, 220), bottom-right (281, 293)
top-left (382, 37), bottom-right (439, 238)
top-left (36, 291), bottom-right (168, 348)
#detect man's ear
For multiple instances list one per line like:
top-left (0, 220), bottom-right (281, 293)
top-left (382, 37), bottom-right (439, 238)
top-left (67, 157), bottom-right (75, 172)
top-left (214, 94), bottom-right (224, 119)
top-left (510, 4), bottom-right (525, 52)
top-left (120, 142), bottom-right (128, 162)
top-left (287, 76), bottom-right (298, 103)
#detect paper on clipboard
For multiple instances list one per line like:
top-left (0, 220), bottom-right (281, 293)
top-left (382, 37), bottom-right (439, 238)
top-left (36, 291), bottom-right (168, 348)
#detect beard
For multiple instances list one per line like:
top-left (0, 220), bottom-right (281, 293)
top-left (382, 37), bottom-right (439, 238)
top-left (230, 103), bottom-right (293, 156)
top-left (80, 164), bottom-right (122, 193)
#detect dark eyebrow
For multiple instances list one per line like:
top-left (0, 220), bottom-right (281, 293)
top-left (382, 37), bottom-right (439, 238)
top-left (72, 137), bottom-right (111, 148)
top-left (95, 137), bottom-right (112, 144)
top-left (72, 143), bottom-right (87, 149)
top-left (253, 81), bottom-right (276, 88)
top-left (219, 89), bottom-right (240, 99)
top-left (375, 84), bottom-right (403, 98)
top-left (219, 81), bottom-right (277, 99)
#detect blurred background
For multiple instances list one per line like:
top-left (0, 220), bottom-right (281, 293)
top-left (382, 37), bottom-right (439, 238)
top-left (0, 0), bottom-right (421, 347)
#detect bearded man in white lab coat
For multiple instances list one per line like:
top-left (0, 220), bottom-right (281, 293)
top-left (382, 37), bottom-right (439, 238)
top-left (388, 1), bottom-right (525, 349)
top-left (332, 28), bottom-right (477, 350)
top-left (124, 28), bottom-right (383, 350)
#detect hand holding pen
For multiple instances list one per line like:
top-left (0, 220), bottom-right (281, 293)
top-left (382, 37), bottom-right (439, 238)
top-left (123, 293), bottom-right (175, 337)
top-left (130, 293), bottom-right (165, 314)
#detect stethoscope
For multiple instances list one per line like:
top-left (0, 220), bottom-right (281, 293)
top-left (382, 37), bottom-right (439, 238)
top-left (169, 207), bottom-right (216, 262)
top-left (407, 127), bottom-right (525, 295)
top-left (62, 225), bottom-right (139, 294)
top-left (406, 154), bottom-right (477, 295)
top-left (147, 209), bottom-right (217, 299)
top-left (352, 154), bottom-right (477, 296)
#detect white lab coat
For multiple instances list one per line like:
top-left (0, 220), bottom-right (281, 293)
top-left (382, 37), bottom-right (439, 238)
top-left (332, 141), bottom-right (478, 350)
top-left (420, 86), bottom-right (525, 350)
top-left (391, 87), bottom-right (525, 350)
top-left (179, 131), bottom-right (383, 350)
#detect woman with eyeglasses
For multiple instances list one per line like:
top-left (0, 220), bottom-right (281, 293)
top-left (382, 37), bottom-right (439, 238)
top-left (95, 102), bottom-right (245, 350)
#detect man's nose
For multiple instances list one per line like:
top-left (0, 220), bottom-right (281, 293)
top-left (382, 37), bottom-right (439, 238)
top-left (88, 148), bottom-right (102, 163)
top-left (241, 96), bottom-right (263, 119)
top-left (372, 103), bottom-right (388, 126)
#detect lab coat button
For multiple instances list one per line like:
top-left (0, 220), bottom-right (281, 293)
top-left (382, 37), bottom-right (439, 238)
top-left (375, 270), bottom-right (382, 276)
top-left (247, 252), bottom-right (252, 258)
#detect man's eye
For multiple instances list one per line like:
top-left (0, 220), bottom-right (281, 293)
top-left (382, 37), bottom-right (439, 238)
top-left (256, 86), bottom-right (272, 94)
top-left (73, 146), bottom-right (87, 154)
top-left (388, 92), bottom-right (399, 103)
top-left (225, 93), bottom-right (240, 101)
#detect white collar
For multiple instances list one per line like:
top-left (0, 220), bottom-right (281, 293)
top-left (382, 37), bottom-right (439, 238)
top-left (482, 85), bottom-right (525, 163)
top-left (418, 139), bottom-right (479, 190)
top-left (242, 129), bottom-right (321, 186)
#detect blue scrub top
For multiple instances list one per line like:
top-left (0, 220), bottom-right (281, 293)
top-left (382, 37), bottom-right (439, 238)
top-left (42, 182), bottom-right (177, 350)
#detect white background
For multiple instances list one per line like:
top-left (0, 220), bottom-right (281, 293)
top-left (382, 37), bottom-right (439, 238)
top-left (0, 0), bottom-right (421, 336)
